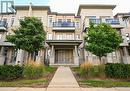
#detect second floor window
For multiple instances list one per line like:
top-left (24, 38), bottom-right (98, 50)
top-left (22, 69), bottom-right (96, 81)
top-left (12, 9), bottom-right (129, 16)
top-left (76, 22), bottom-right (80, 28)
top-left (58, 19), bottom-right (62, 23)
top-left (11, 16), bottom-right (15, 27)
top-left (67, 19), bottom-right (71, 23)
top-left (49, 17), bottom-right (53, 27)
top-left (126, 33), bottom-right (130, 41)
top-left (47, 33), bottom-right (52, 40)
top-left (76, 34), bottom-right (80, 40)
top-left (88, 16), bottom-right (96, 19)
top-left (0, 34), bottom-right (2, 39)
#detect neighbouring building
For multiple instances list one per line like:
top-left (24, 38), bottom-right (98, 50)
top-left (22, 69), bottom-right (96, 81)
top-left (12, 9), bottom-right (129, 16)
top-left (0, 3), bottom-right (130, 66)
top-left (115, 12), bottom-right (130, 64)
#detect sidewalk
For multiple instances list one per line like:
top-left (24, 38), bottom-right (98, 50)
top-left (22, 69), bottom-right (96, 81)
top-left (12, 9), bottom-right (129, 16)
top-left (0, 66), bottom-right (130, 91)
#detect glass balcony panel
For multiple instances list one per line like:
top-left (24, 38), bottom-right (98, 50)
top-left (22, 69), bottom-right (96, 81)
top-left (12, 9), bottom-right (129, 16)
top-left (53, 22), bottom-right (75, 27)
top-left (89, 19), bottom-right (101, 24)
top-left (105, 19), bottom-right (120, 25)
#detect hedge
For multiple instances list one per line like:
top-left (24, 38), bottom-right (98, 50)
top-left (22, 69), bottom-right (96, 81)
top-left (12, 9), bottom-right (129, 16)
top-left (105, 63), bottom-right (130, 79)
top-left (0, 65), bottom-right (23, 81)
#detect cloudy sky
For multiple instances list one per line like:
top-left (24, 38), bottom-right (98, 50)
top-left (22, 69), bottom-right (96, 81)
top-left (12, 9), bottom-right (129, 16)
top-left (12, 0), bottom-right (130, 15)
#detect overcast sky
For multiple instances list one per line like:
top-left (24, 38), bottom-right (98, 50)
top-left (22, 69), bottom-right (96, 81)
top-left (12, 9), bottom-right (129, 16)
top-left (12, 0), bottom-right (130, 15)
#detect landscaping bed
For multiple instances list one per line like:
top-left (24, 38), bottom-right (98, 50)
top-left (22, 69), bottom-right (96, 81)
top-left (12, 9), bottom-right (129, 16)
top-left (71, 63), bottom-right (130, 88)
top-left (0, 65), bottom-right (57, 87)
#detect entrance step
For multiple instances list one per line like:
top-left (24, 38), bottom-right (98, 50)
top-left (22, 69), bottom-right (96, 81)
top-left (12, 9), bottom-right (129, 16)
top-left (50, 64), bottom-right (78, 67)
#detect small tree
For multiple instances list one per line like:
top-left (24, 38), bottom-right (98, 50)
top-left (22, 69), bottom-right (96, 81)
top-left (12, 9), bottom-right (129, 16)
top-left (84, 23), bottom-right (122, 64)
top-left (7, 17), bottom-right (46, 62)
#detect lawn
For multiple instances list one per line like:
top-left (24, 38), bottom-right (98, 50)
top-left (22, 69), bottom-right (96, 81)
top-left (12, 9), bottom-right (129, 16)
top-left (0, 66), bottom-right (57, 87)
top-left (71, 67), bottom-right (130, 88)
top-left (80, 80), bottom-right (130, 88)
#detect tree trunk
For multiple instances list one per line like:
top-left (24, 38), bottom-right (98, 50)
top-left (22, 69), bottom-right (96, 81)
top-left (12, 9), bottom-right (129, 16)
top-left (99, 57), bottom-right (102, 64)
top-left (28, 53), bottom-right (32, 64)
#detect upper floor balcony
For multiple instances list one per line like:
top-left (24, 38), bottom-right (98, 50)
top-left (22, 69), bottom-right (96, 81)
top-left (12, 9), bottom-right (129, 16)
top-left (52, 22), bottom-right (75, 31)
top-left (0, 20), bottom-right (7, 31)
top-left (105, 19), bottom-right (120, 25)
top-left (85, 18), bottom-right (124, 29)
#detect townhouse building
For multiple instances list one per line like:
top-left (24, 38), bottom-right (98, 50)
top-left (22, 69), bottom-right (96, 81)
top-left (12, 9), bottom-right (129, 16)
top-left (0, 4), bottom-right (129, 66)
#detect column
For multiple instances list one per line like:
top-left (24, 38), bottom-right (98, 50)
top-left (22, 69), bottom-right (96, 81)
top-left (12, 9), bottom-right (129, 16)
top-left (15, 49), bottom-right (24, 65)
top-left (6, 48), bottom-right (13, 65)
top-left (0, 47), bottom-right (5, 65)
top-left (74, 45), bottom-right (79, 66)
top-left (36, 51), bottom-right (41, 64)
top-left (123, 47), bottom-right (130, 64)
top-left (49, 45), bottom-right (55, 65)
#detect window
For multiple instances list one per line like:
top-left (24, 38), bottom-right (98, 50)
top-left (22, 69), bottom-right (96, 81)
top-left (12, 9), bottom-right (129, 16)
top-left (49, 16), bottom-right (53, 27)
top-left (47, 33), bottom-right (52, 40)
top-left (76, 34), bottom-right (80, 40)
top-left (76, 22), bottom-right (80, 28)
top-left (67, 19), bottom-right (71, 23)
top-left (11, 16), bottom-right (15, 26)
top-left (0, 34), bottom-right (2, 39)
top-left (100, 16), bottom-right (110, 19)
top-left (58, 19), bottom-right (62, 23)
top-left (37, 17), bottom-right (42, 21)
top-left (126, 33), bottom-right (130, 41)
top-left (88, 16), bottom-right (96, 19)
top-left (56, 34), bottom-right (62, 40)
top-left (19, 17), bottom-right (24, 20)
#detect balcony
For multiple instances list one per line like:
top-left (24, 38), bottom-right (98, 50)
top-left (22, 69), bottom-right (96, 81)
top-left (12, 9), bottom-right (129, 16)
top-left (85, 18), bottom-right (124, 29)
top-left (52, 22), bottom-right (75, 31)
top-left (105, 19), bottom-right (120, 25)
top-left (0, 21), bottom-right (7, 31)
top-left (89, 19), bottom-right (101, 24)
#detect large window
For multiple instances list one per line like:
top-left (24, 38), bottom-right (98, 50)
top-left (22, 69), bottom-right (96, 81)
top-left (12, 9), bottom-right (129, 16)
top-left (76, 34), bottom-right (80, 40)
top-left (67, 19), bottom-right (71, 23)
top-left (56, 33), bottom-right (74, 40)
top-left (47, 33), bottom-right (52, 40)
top-left (76, 21), bottom-right (80, 28)
top-left (58, 19), bottom-right (62, 23)
top-left (88, 16), bottom-right (96, 19)
top-left (126, 33), bottom-right (130, 41)
top-left (49, 16), bottom-right (53, 27)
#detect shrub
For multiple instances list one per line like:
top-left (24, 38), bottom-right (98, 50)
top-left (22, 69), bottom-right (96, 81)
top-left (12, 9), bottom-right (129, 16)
top-left (105, 63), bottom-right (130, 79)
top-left (22, 61), bottom-right (44, 79)
top-left (80, 61), bottom-right (94, 78)
top-left (80, 61), bottom-right (105, 78)
top-left (0, 65), bottom-right (23, 81)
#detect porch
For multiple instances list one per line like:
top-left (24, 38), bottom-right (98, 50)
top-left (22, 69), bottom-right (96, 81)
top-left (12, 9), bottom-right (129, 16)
top-left (45, 40), bottom-right (82, 66)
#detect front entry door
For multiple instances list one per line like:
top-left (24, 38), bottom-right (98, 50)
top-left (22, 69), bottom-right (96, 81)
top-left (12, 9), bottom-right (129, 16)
top-left (55, 50), bottom-right (73, 64)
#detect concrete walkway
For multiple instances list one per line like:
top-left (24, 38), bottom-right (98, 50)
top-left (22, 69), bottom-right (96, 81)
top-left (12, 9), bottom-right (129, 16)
top-left (48, 66), bottom-right (79, 88)
top-left (1, 66), bottom-right (130, 91)
top-left (46, 66), bottom-right (81, 91)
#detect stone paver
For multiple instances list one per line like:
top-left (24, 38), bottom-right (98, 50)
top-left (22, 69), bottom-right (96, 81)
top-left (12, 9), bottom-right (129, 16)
top-left (48, 66), bottom-right (79, 88)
